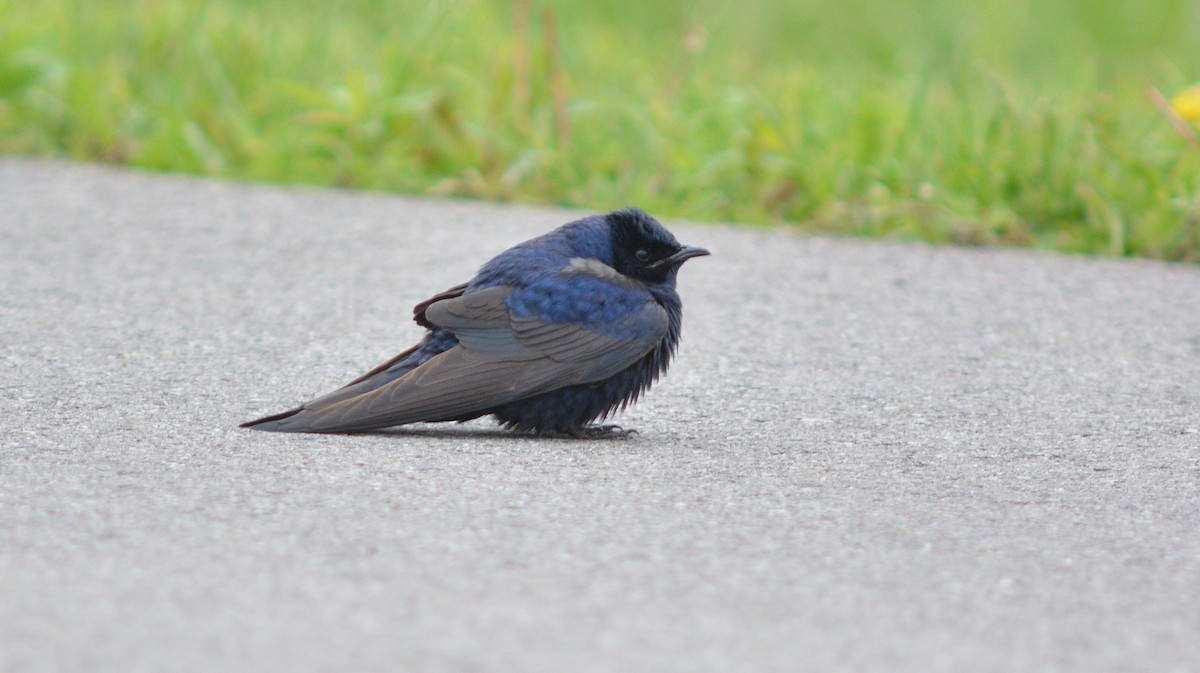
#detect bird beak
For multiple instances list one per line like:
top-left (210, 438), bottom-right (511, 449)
top-left (653, 245), bottom-right (711, 268)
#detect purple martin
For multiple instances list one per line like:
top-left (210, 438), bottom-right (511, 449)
top-left (241, 208), bottom-right (708, 437)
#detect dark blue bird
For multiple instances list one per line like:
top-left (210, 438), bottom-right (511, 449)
top-left (241, 208), bottom-right (708, 437)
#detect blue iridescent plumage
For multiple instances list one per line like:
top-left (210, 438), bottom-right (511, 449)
top-left (241, 208), bottom-right (707, 437)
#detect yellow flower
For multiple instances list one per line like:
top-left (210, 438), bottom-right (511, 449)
top-left (1172, 85), bottom-right (1200, 122)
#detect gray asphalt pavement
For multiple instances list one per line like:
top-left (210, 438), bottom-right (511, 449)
top-left (2, 159), bottom-right (1198, 673)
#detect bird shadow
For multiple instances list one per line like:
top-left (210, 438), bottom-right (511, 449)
top-left (352, 424), bottom-right (641, 442)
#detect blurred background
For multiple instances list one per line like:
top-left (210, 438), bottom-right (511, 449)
top-left (2, 0), bottom-right (1199, 260)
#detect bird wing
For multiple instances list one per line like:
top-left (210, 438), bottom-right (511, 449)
top-left (333, 282), bottom-right (471, 390)
top-left (412, 282), bottom-right (468, 328)
top-left (254, 282), bottom-right (668, 433)
top-left (430, 284), bottom-right (669, 383)
top-left (253, 283), bottom-right (470, 418)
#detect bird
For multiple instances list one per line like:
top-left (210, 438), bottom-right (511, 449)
top-left (240, 207), bottom-right (708, 437)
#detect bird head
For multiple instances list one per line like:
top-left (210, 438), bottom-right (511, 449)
top-left (607, 208), bottom-right (710, 285)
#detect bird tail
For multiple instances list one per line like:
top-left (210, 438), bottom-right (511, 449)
top-left (240, 329), bottom-right (458, 433)
top-left (239, 406), bottom-right (306, 430)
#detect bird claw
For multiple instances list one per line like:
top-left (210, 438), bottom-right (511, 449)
top-left (574, 424), bottom-right (639, 439)
top-left (539, 424), bottom-right (639, 440)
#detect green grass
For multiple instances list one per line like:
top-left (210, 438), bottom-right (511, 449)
top-left (3, 0), bottom-right (1200, 260)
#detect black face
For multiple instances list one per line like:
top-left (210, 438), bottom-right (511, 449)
top-left (607, 208), bottom-right (709, 284)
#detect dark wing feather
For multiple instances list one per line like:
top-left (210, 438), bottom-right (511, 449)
top-left (413, 282), bottom-right (468, 328)
top-left (241, 284), bottom-right (466, 430)
top-left (336, 282), bottom-right (469, 389)
top-left (253, 284), bottom-right (668, 433)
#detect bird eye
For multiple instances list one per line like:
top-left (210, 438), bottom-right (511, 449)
top-left (635, 249), bottom-right (651, 262)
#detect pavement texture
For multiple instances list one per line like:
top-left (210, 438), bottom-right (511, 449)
top-left (2, 158), bottom-right (1199, 673)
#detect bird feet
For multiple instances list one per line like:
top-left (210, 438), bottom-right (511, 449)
top-left (583, 424), bottom-right (638, 439)
top-left (542, 424), bottom-right (639, 440)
